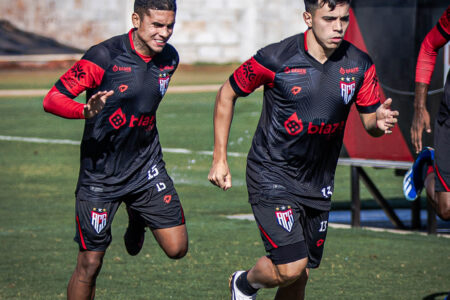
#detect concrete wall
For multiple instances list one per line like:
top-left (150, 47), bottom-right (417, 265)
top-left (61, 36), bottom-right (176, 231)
top-left (0, 0), bottom-right (307, 63)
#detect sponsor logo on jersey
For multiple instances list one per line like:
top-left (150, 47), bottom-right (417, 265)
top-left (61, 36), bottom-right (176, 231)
top-left (284, 67), bottom-right (307, 75)
top-left (159, 73), bottom-right (170, 96)
top-left (159, 65), bottom-right (174, 72)
top-left (284, 112), bottom-right (345, 136)
top-left (91, 208), bottom-right (107, 234)
top-left (118, 84), bottom-right (129, 93)
top-left (340, 76), bottom-right (356, 104)
top-left (339, 67), bottom-right (359, 75)
top-left (109, 108), bottom-right (127, 129)
top-left (291, 86), bottom-right (302, 95)
top-left (112, 65), bottom-right (132, 73)
top-left (109, 108), bottom-right (155, 131)
top-left (275, 206), bottom-right (294, 232)
top-left (284, 112), bottom-right (304, 135)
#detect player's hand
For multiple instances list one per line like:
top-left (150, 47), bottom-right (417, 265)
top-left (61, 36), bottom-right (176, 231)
top-left (83, 90), bottom-right (114, 119)
top-left (375, 98), bottom-right (399, 134)
top-left (410, 106), bottom-right (431, 154)
top-left (208, 160), bottom-right (232, 191)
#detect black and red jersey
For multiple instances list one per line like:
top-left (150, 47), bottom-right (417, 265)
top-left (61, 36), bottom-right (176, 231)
top-left (230, 30), bottom-right (380, 210)
top-left (43, 29), bottom-right (178, 201)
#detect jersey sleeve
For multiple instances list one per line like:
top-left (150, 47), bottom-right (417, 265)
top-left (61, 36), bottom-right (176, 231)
top-left (415, 7), bottom-right (450, 85)
top-left (355, 64), bottom-right (381, 113)
top-left (229, 56), bottom-right (276, 97)
top-left (43, 45), bottom-right (109, 119)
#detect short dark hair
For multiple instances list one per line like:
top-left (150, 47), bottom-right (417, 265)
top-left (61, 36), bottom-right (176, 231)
top-left (304, 0), bottom-right (351, 13)
top-left (134, 0), bottom-right (177, 17)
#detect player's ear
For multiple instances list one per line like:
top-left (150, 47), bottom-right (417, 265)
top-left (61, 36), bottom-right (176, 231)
top-left (303, 11), bottom-right (312, 28)
top-left (132, 12), bottom-right (141, 29)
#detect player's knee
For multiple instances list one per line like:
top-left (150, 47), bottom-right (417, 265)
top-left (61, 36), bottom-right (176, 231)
top-left (277, 269), bottom-right (301, 286)
top-left (77, 253), bottom-right (104, 280)
top-left (437, 193), bottom-right (450, 221)
top-left (276, 265), bottom-right (307, 287)
top-left (165, 244), bottom-right (188, 259)
top-left (438, 207), bottom-right (450, 221)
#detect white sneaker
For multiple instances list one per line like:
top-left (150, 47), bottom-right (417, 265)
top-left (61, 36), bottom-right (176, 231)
top-left (229, 270), bottom-right (257, 300)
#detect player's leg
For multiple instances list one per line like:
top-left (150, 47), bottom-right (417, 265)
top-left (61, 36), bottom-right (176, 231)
top-left (127, 171), bottom-right (188, 258)
top-left (273, 268), bottom-right (309, 299)
top-left (273, 205), bottom-right (329, 299)
top-left (69, 196), bottom-right (120, 299)
top-left (428, 119), bottom-right (450, 220)
top-left (152, 224), bottom-right (188, 258)
top-left (67, 250), bottom-right (105, 300)
top-left (230, 199), bottom-right (313, 299)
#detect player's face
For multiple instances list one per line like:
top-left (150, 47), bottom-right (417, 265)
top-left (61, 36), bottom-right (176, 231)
top-left (304, 2), bottom-right (350, 53)
top-left (132, 9), bottom-right (175, 56)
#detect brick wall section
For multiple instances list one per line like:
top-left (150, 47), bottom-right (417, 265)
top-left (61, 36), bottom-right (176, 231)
top-left (0, 0), bottom-right (306, 63)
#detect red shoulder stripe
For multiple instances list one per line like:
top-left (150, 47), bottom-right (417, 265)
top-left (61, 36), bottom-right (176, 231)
top-left (232, 57), bottom-right (275, 94)
top-left (60, 59), bottom-right (104, 97)
top-left (356, 64), bottom-right (380, 108)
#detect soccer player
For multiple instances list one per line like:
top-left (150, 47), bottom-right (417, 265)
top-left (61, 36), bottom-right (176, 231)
top-left (403, 5), bottom-right (450, 221)
top-left (43, 1), bottom-right (187, 299)
top-left (208, 0), bottom-right (398, 299)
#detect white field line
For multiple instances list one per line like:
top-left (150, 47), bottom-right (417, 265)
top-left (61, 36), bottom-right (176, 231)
top-left (0, 135), bottom-right (246, 157)
top-left (0, 85), bottom-right (222, 97)
top-left (227, 214), bottom-right (450, 238)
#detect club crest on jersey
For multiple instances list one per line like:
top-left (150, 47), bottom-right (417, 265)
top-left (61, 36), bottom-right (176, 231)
top-left (91, 208), bottom-right (107, 234)
top-left (340, 77), bottom-right (356, 104)
top-left (159, 73), bottom-right (170, 96)
top-left (275, 206), bottom-right (294, 232)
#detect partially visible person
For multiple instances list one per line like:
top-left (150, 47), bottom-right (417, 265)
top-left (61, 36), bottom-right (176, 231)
top-left (208, 0), bottom-right (399, 299)
top-left (43, 1), bottom-right (188, 299)
top-left (403, 5), bottom-right (450, 221)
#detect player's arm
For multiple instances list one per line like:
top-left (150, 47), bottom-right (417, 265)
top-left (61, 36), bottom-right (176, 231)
top-left (43, 47), bottom-right (113, 119)
top-left (355, 63), bottom-right (398, 137)
top-left (359, 98), bottom-right (399, 137)
top-left (412, 13), bottom-right (449, 153)
top-left (208, 79), bottom-right (239, 191)
top-left (208, 55), bottom-right (275, 190)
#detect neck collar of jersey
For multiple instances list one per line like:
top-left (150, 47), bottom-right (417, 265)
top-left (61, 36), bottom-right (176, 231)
top-left (304, 29), bottom-right (309, 52)
top-left (128, 29), bottom-right (153, 63)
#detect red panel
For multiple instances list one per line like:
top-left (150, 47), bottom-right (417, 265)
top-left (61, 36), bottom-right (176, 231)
top-left (343, 9), bottom-right (413, 162)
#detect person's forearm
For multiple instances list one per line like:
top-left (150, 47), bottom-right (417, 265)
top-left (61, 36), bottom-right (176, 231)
top-left (414, 82), bottom-right (429, 111)
top-left (212, 82), bottom-right (237, 162)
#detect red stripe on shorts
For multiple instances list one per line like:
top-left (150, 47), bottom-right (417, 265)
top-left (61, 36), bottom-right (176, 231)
top-left (435, 164), bottom-right (450, 192)
top-left (76, 215), bottom-right (87, 250)
top-left (258, 225), bottom-right (278, 249)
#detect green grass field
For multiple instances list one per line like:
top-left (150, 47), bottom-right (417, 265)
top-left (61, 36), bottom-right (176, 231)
top-left (0, 68), bottom-right (449, 299)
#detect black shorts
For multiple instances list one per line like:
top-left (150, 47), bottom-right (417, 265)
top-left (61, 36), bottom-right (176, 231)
top-left (251, 198), bottom-right (329, 268)
top-left (74, 171), bottom-right (185, 251)
top-left (434, 118), bottom-right (450, 192)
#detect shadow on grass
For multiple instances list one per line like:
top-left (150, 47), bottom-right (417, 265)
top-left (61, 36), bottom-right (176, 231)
top-left (422, 291), bottom-right (450, 300)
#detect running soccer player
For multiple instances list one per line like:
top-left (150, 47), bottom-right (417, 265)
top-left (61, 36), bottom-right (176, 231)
top-left (403, 5), bottom-right (450, 221)
top-left (208, 0), bottom-right (398, 299)
top-left (43, 1), bottom-right (187, 299)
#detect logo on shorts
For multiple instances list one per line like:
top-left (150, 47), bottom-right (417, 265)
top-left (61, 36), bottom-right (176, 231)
top-left (91, 208), bottom-right (107, 234)
top-left (316, 239), bottom-right (324, 247)
top-left (164, 195), bottom-right (172, 204)
top-left (275, 206), bottom-right (294, 232)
